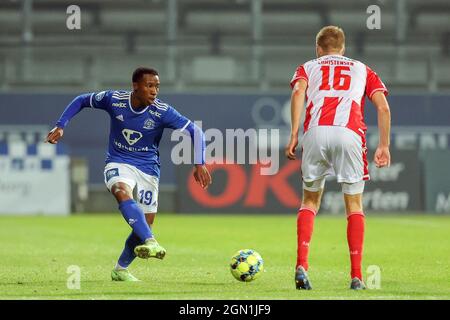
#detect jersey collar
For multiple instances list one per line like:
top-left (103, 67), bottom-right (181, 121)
top-left (128, 93), bottom-right (149, 114)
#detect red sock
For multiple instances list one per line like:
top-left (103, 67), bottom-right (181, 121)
top-left (347, 212), bottom-right (365, 280)
top-left (296, 207), bottom-right (316, 271)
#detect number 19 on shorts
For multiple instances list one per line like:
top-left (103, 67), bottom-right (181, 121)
top-left (138, 190), bottom-right (153, 205)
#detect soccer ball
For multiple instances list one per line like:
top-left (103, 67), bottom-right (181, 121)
top-left (229, 249), bottom-right (264, 282)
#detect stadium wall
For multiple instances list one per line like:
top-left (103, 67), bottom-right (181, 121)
top-left (0, 93), bottom-right (449, 214)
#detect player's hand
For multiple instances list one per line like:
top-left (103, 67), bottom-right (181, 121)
top-left (374, 145), bottom-right (391, 168)
top-left (285, 135), bottom-right (299, 160)
top-left (193, 164), bottom-right (212, 189)
top-left (45, 126), bottom-right (64, 144)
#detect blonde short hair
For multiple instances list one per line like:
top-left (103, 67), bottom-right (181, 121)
top-left (316, 26), bottom-right (345, 52)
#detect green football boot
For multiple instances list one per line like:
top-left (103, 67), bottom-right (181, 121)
top-left (134, 238), bottom-right (166, 260)
top-left (111, 268), bottom-right (140, 282)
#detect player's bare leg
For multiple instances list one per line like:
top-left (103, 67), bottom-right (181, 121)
top-left (302, 188), bottom-right (323, 212)
top-left (343, 191), bottom-right (366, 290)
top-left (111, 182), bottom-right (134, 203)
top-left (295, 186), bottom-right (323, 290)
top-left (343, 193), bottom-right (363, 214)
top-left (145, 213), bottom-right (155, 227)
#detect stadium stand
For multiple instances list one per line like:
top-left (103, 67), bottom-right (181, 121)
top-left (0, 0), bottom-right (449, 92)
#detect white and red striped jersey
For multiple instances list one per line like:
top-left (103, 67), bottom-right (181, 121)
top-left (290, 54), bottom-right (388, 138)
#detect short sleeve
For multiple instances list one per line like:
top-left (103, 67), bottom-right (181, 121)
top-left (290, 65), bottom-right (308, 89)
top-left (90, 90), bottom-right (113, 111)
top-left (163, 105), bottom-right (191, 130)
top-left (365, 66), bottom-right (388, 100)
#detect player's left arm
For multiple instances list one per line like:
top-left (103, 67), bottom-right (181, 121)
top-left (163, 106), bottom-right (212, 189)
top-left (371, 91), bottom-right (391, 168)
top-left (184, 121), bottom-right (212, 189)
top-left (366, 66), bottom-right (391, 168)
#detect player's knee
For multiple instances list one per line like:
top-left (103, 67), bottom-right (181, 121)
top-left (302, 189), bottom-right (323, 211)
top-left (111, 183), bottom-right (132, 203)
top-left (342, 181), bottom-right (364, 214)
top-left (343, 193), bottom-right (363, 215)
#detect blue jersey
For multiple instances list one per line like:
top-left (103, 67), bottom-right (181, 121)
top-left (55, 90), bottom-right (205, 178)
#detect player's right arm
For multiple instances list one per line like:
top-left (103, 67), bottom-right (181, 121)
top-left (46, 91), bottom-right (111, 144)
top-left (371, 91), bottom-right (391, 168)
top-left (285, 79), bottom-right (308, 160)
top-left (162, 104), bottom-right (212, 189)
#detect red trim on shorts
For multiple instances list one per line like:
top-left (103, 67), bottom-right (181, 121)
top-left (361, 134), bottom-right (369, 180)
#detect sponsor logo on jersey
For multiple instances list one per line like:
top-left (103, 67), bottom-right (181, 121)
top-left (148, 109), bottom-right (162, 118)
top-left (114, 140), bottom-right (149, 152)
top-left (143, 118), bottom-right (155, 130)
top-left (122, 129), bottom-right (143, 146)
top-left (95, 91), bottom-right (106, 101)
top-left (112, 102), bottom-right (127, 108)
top-left (128, 218), bottom-right (137, 225)
top-left (116, 114), bottom-right (124, 122)
top-left (105, 168), bottom-right (119, 181)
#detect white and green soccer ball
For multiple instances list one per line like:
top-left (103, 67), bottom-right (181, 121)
top-left (230, 249), bottom-right (264, 282)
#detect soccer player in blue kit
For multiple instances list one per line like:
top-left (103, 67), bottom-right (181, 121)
top-left (46, 67), bottom-right (212, 281)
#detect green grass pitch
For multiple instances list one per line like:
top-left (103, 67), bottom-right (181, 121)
top-left (0, 213), bottom-right (449, 300)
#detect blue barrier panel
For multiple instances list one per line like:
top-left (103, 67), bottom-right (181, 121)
top-left (422, 150), bottom-right (450, 213)
top-left (1, 93), bottom-right (449, 186)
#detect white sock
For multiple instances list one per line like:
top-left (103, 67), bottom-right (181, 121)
top-left (115, 263), bottom-right (127, 271)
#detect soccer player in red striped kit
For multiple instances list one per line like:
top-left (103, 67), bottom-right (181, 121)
top-left (285, 26), bottom-right (391, 290)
